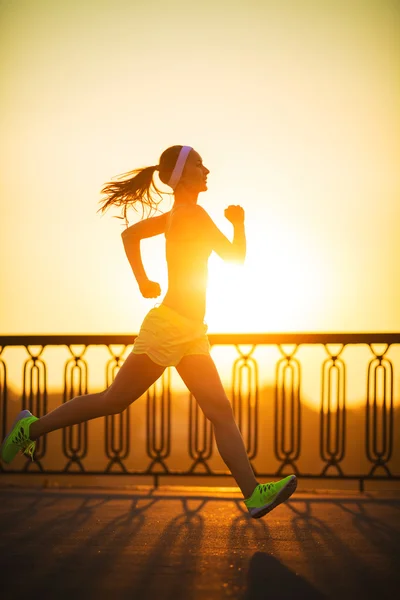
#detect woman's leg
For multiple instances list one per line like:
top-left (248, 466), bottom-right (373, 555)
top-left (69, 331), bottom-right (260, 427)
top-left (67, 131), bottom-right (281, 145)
top-left (175, 353), bottom-right (259, 499)
top-left (29, 353), bottom-right (166, 441)
top-left (212, 419), bottom-right (259, 499)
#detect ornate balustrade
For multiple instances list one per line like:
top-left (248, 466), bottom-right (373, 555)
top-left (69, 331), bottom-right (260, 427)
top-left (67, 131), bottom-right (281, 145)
top-left (1, 333), bottom-right (399, 491)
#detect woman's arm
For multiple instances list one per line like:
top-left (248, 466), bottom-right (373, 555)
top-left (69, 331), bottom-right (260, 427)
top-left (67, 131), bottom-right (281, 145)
top-left (122, 238), bottom-right (148, 287)
top-left (121, 237), bottom-right (161, 298)
top-left (121, 211), bottom-right (170, 294)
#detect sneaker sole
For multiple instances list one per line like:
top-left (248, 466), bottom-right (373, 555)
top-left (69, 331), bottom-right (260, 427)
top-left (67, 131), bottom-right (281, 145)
top-left (249, 475), bottom-right (297, 519)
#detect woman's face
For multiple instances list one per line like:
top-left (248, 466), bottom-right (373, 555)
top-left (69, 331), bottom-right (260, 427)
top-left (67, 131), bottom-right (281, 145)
top-left (179, 149), bottom-right (210, 193)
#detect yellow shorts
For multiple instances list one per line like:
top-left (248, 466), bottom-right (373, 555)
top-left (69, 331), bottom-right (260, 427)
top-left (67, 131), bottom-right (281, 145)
top-left (131, 303), bottom-right (211, 367)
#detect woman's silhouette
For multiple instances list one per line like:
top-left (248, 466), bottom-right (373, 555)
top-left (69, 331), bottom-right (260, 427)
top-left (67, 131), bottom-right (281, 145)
top-left (0, 145), bottom-right (296, 518)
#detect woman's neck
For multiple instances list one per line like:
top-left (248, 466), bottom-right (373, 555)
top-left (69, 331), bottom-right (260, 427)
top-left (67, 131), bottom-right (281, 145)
top-left (173, 186), bottom-right (199, 206)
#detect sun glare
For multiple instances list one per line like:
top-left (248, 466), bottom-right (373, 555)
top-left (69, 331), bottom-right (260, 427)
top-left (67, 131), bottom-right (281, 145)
top-left (206, 221), bottom-right (325, 333)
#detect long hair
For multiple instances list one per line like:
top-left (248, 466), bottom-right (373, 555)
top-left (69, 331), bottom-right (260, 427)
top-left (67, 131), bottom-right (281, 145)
top-left (97, 145), bottom-right (184, 227)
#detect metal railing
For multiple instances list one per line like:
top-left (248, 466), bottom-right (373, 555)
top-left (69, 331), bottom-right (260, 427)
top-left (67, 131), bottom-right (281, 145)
top-left (1, 333), bottom-right (399, 491)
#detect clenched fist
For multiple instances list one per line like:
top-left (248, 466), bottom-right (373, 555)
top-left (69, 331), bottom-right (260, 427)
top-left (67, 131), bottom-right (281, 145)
top-left (224, 205), bottom-right (245, 225)
top-left (139, 279), bottom-right (161, 299)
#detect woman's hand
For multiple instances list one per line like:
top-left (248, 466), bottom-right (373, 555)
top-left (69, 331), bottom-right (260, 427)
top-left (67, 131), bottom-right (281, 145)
top-left (139, 279), bottom-right (161, 298)
top-left (224, 205), bottom-right (245, 225)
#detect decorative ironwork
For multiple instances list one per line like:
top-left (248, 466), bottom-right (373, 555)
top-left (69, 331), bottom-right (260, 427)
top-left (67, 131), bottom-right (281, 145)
top-left (320, 345), bottom-right (346, 476)
top-left (63, 346), bottom-right (89, 472)
top-left (366, 344), bottom-right (394, 477)
top-left (0, 346), bottom-right (8, 443)
top-left (105, 347), bottom-right (131, 473)
top-left (0, 333), bottom-right (399, 492)
top-left (274, 345), bottom-right (301, 475)
top-left (22, 346), bottom-right (48, 467)
top-left (232, 344), bottom-right (259, 460)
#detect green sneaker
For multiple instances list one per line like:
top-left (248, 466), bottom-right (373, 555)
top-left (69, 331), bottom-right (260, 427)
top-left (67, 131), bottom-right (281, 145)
top-left (244, 475), bottom-right (297, 518)
top-left (0, 409), bottom-right (39, 464)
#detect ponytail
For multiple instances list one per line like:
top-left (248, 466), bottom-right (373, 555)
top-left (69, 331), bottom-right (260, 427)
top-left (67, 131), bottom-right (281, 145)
top-left (97, 145), bottom-right (183, 228)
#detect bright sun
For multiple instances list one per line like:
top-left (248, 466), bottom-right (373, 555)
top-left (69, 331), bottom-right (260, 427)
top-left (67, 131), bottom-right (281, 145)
top-left (205, 222), bottom-right (326, 333)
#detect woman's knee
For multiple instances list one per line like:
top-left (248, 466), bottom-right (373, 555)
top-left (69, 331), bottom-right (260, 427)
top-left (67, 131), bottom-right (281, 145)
top-left (101, 386), bottom-right (140, 415)
top-left (201, 397), bottom-right (235, 425)
top-left (101, 352), bottom-right (166, 414)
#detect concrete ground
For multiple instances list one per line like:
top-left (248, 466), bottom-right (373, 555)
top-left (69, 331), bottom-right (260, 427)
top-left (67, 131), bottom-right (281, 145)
top-left (0, 485), bottom-right (399, 600)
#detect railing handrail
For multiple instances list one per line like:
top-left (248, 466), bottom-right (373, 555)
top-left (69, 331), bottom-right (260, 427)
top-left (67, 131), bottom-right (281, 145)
top-left (1, 333), bottom-right (400, 346)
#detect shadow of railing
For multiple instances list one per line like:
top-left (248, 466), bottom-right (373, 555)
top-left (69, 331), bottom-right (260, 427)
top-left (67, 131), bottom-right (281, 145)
top-left (0, 486), bottom-right (398, 598)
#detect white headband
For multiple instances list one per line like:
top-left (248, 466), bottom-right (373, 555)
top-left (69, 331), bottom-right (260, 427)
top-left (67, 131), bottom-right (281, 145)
top-left (167, 145), bottom-right (192, 190)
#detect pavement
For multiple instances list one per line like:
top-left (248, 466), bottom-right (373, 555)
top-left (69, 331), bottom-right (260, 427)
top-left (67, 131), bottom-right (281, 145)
top-left (0, 484), bottom-right (399, 600)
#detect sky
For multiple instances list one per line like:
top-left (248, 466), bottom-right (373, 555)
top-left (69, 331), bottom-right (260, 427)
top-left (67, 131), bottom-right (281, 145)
top-left (1, 0), bottom-right (399, 337)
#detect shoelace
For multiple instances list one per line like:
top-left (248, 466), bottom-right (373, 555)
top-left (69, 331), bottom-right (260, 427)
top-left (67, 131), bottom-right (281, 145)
top-left (12, 426), bottom-right (36, 461)
top-left (23, 442), bottom-right (36, 461)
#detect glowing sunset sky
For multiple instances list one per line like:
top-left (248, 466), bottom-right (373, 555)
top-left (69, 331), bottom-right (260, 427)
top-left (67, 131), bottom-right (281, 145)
top-left (1, 0), bottom-right (399, 335)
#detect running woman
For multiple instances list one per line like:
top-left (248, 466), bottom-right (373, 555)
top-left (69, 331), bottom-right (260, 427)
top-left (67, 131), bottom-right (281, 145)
top-left (0, 144), bottom-right (297, 518)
